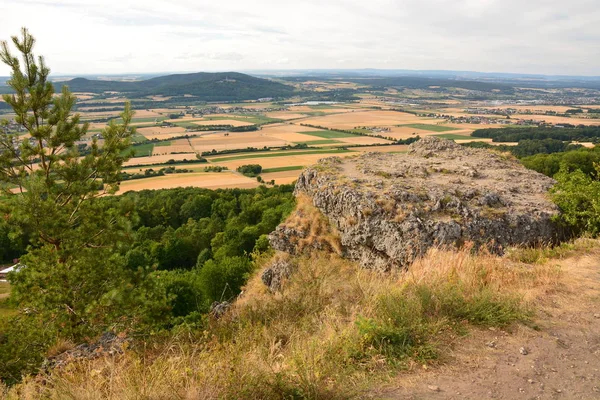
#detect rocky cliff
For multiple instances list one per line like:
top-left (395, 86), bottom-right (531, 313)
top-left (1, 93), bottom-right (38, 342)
top-left (269, 137), bottom-right (563, 273)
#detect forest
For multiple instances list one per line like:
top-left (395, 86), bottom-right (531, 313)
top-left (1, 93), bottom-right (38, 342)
top-left (471, 126), bottom-right (600, 142)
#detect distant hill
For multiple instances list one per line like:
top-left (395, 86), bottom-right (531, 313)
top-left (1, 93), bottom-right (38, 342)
top-left (54, 72), bottom-right (296, 101)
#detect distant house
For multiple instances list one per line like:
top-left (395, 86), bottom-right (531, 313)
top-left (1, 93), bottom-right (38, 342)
top-left (0, 264), bottom-right (23, 281)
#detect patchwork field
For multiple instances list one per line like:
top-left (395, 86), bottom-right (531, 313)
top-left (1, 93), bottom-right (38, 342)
top-left (190, 132), bottom-right (287, 153)
top-left (300, 110), bottom-right (432, 129)
top-left (137, 126), bottom-right (189, 140)
top-left (14, 95), bottom-right (595, 195)
top-left (211, 151), bottom-right (353, 170)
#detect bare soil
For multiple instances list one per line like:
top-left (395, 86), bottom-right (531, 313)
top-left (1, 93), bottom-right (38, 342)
top-left (370, 249), bottom-right (600, 400)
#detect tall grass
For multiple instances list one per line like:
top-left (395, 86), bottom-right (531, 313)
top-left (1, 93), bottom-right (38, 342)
top-left (5, 245), bottom-right (564, 400)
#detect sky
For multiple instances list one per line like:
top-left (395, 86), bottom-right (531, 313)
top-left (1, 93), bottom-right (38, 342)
top-left (0, 0), bottom-right (599, 76)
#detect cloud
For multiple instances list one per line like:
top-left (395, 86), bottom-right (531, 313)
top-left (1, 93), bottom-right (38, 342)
top-left (0, 0), bottom-right (599, 75)
top-left (176, 52), bottom-right (244, 61)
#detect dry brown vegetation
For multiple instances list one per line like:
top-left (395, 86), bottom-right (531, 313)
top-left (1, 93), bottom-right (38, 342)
top-left (4, 233), bottom-right (592, 399)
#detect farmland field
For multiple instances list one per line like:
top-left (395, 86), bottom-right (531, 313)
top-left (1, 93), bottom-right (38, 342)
top-left (398, 123), bottom-right (459, 132)
top-left (117, 172), bottom-right (258, 193)
top-left (433, 133), bottom-right (474, 140)
top-left (262, 166), bottom-right (305, 173)
top-left (302, 130), bottom-right (360, 139)
top-left (208, 148), bottom-right (352, 162)
top-left (20, 89), bottom-right (597, 194)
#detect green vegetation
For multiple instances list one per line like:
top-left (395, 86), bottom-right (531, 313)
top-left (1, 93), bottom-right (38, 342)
top-left (120, 166), bottom-right (193, 181)
top-left (129, 142), bottom-right (154, 157)
top-left (304, 130), bottom-right (359, 139)
top-left (551, 165), bottom-right (600, 236)
top-left (294, 139), bottom-right (341, 145)
top-left (204, 165), bottom-right (228, 172)
top-left (399, 123), bottom-right (459, 132)
top-left (236, 164), bottom-right (263, 177)
top-left (0, 283), bottom-right (15, 320)
top-left (463, 139), bottom-right (582, 158)
top-left (0, 28), bottom-right (141, 383)
top-left (434, 133), bottom-right (473, 140)
top-left (262, 166), bottom-right (304, 173)
top-left (209, 148), bottom-right (352, 162)
top-left (173, 121), bottom-right (205, 129)
top-left (521, 146), bottom-right (600, 178)
top-left (472, 126), bottom-right (600, 142)
top-left (154, 140), bottom-right (172, 147)
top-left (60, 72), bottom-right (297, 101)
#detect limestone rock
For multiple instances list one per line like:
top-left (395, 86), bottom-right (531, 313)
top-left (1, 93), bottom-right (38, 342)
top-left (271, 137), bottom-right (564, 271)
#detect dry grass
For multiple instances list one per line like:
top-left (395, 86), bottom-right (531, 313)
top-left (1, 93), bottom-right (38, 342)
top-left (5, 239), bottom-right (571, 399)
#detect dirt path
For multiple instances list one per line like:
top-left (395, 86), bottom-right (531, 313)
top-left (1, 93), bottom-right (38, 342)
top-left (371, 250), bottom-right (600, 400)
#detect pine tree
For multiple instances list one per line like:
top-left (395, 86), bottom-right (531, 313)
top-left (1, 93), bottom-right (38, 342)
top-left (0, 29), bottom-right (167, 345)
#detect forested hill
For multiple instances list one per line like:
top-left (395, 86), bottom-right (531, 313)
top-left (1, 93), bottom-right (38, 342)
top-left (55, 72), bottom-right (297, 100)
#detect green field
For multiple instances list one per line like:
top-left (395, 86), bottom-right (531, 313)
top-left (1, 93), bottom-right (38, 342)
top-left (130, 133), bottom-right (149, 143)
top-left (154, 141), bottom-right (172, 147)
top-left (294, 139), bottom-right (341, 145)
top-left (209, 149), bottom-right (353, 162)
top-left (398, 124), bottom-right (459, 132)
top-left (130, 143), bottom-right (154, 157)
top-left (262, 166), bottom-right (305, 173)
top-left (433, 133), bottom-right (473, 140)
top-left (304, 130), bottom-right (359, 139)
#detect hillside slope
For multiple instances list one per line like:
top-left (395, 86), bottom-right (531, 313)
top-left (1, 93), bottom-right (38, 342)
top-left (59, 72), bottom-right (296, 100)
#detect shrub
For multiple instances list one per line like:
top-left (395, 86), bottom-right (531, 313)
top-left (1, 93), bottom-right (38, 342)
top-left (237, 164), bottom-right (263, 177)
top-left (551, 165), bottom-right (600, 236)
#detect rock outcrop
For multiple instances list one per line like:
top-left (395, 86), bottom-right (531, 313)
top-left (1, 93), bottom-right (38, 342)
top-left (270, 137), bottom-right (564, 271)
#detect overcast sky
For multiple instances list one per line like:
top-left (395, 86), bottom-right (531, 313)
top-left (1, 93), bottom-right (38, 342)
top-left (0, 0), bottom-right (599, 76)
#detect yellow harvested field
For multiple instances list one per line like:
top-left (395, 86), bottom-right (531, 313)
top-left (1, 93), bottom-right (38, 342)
top-left (117, 172), bottom-right (258, 193)
top-left (138, 126), bottom-right (188, 140)
top-left (261, 124), bottom-right (315, 134)
top-left (73, 94), bottom-right (95, 100)
top-left (337, 137), bottom-right (392, 145)
top-left (260, 170), bottom-right (302, 185)
top-left (190, 133), bottom-right (287, 153)
top-left (215, 153), bottom-right (352, 170)
top-left (264, 112), bottom-right (307, 120)
top-left (192, 119), bottom-right (255, 127)
top-left (264, 132), bottom-right (321, 143)
top-left (124, 153), bottom-right (197, 167)
top-left (88, 122), bottom-right (108, 130)
top-left (152, 143), bottom-right (194, 156)
top-left (300, 111), bottom-right (429, 129)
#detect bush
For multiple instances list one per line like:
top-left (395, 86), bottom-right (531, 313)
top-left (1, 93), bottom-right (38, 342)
top-left (551, 165), bottom-right (600, 236)
top-left (237, 164), bottom-right (263, 177)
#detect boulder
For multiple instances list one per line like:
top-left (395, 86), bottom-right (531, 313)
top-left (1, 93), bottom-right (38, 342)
top-left (270, 137), bottom-right (564, 271)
